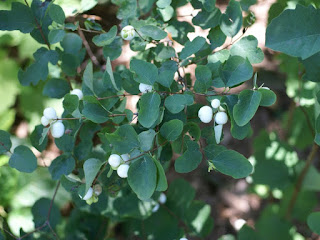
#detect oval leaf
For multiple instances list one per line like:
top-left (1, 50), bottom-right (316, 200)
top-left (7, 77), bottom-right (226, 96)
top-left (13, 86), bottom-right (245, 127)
top-left (9, 145), bottom-right (37, 173)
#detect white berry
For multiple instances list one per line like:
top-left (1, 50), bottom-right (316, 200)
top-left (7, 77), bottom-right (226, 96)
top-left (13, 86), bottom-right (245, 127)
top-left (51, 121), bottom-right (65, 138)
top-left (180, 238), bottom-right (188, 240)
top-left (108, 154), bottom-right (121, 168)
top-left (215, 112), bottom-right (228, 125)
top-left (158, 193), bottom-right (167, 204)
top-left (70, 89), bottom-right (83, 100)
top-left (211, 99), bottom-right (220, 109)
top-left (117, 164), bottom-right (130, 178)
top-left (139, 83), bottom-right (153, 93)
top-left (121, 154), bottom-right (130, 162)
top-left (43, 107), bottom-right (57, 120)
top-left (198, 106), bottom-right (213, 123)
top-left (82, 187), bottom-right (93, 200)
top-left (152, 203), bottom-right (160, 212)
top-left (41, 116), bottom-right (50, 126)
top-left (121, 25), bottom-right (135, 41)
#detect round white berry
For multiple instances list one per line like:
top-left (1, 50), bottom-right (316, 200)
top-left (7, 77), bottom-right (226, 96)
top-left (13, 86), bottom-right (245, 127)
top-left (139, 83), bottom-right (153, 93)
top-left (180, 238), bottom-right (188, 240)
top-left (108, 154), bottom-right (121, 168)
top-left (211, 99), bottom-right (221, 109)
top-left (121, 153), bottom-right (130, 162)
top-left (117, 164), bottom-right (130, 178)
top-left (215, 112), bottom-right (228, 125)
top-left (41, 116), bottom-right (50, 126)
top-left (82, 187), bottom-right (93, 200)
top-left (51, 121), bottom-right (65, 138)
top-left (121, 25), bottom-right (135, 41)
top-left (43, 107), bottom-right (57, 120)
top-left (198, 106), bottom-right (213, 123)
top-left (70, 89), bottom-right (83, 100)
top-left (158, 193), bottom-right (167, 204)
top-left (152, 203), bottom-right (160, 213)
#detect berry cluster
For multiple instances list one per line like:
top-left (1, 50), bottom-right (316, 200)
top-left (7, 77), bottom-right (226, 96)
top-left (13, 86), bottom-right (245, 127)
top-left (80, 184), bottom-right (102, 205)
top-left (108, 153), bottom-right (131, 178)
top-left (198, 99), bottom-right (228, 144)
top-left (41, 107), bottom-right (65, 138)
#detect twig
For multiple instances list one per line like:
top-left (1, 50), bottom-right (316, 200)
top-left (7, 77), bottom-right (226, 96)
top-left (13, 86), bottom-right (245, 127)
top-left (285, 143), bottom-right (319, 219)
top-left (77, 27), bottom-right (102, 68)
top-left (47, 181), bottom-right (61, 220)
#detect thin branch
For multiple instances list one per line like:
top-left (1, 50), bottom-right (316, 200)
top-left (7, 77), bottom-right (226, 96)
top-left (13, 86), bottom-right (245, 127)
top-left (286, 143), bottom-right (319, 219)
top-left (299, 105), bottom-right (315, 137)
top-left (47, 181), bottom-right (61, 220)
top-left (77, 27), bottom-right (102, 68)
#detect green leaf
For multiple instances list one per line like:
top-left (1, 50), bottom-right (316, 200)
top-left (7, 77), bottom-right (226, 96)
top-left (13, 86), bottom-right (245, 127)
top-left (106, 57), bottom-right (119, 91)
top-left (48, 29), bottom-right (66, 44)
top-left (208, 26), bottom-right (226, 50)
top-left (103, 37), bottom-right (123, 61)
top-left (220, 0), bottom-right (243, 37)
top-left (166, 178), bottom-right (195, 216)
top-left (30, 125), bottom-right (48, 152)
top-left (139, 25), bottom-right (167, 40)
top-left (156, 0), bottom-right (172, 8)
top-left (55, 134), bottom-right (75, 153)
top-left (185, 201), bottom-right (214, 237)
top-left (61, 33), bottom-right (83, 54)
top-left (200, 0), bottom-right (216, 12)
top-left (180, 36), bottom-right (206, 59)
top-left (9, 145), bottom-right (37, 173)
top-left (223, 95), bottom-right (252, 140)
top-left (39, 127), bottom-right (50, 145)
top-left (159, 6), bottom-right (174, 21)
top-left (160, 119), bottom-right (184, 141)
top-left (83, 61), bottom-right (94, 92)
top-left (307, 212), bottom-right (320, 235)
top-left (138, 92), bottom-right (161, 128)
top-left (92, 25), bottom-right (117, 46)
top-left (32, 198), bottom-right (61, 229)
top-left (230, 35), bottom-right (264, 64)
top-left (164, 93), bottom-right (194, 114)
top-left (18, 48), bottom-right (59, 86)
top-left (106, 124), bottom-right (140, 154)
top-left (153, 158), bottom-right (168, 191)
top-left (138, 129), bottom-right (156, 151)
top-left (266, 5), bottom-right (320, 60)
top-left (302, 51), bottom-right (320, 82)
top-left (233, 90), bottom-right (261, 126)
top-left (194, 65), bottom-right (213, 92)
top-left (205, 145), bottom-right (253, 178)
top-left (49, 154), bottom-right (75, 180)
top-left (43, 78), bottom-right (70, 99)
top-left (0, 2), bottom-right (35, 33)
top-left (83, 158), bottom-right (103, 193)
top-left (184, 122), bottom-right (201, 141)
top-left (175, 137), bottom-right (202, 173)
top-left (49, 4), bottom-right (65, 24)
top-left (0, 130), bottom-right (11, 154)
top-left (128, 155), bottom-right (157, 200)
top-left (63, 94), bottom-right (79, 114)
top-left (238, 225), bottom-right (257, 240)
top-left (219, 56), bottom-right (253, 87)
top-left (240, 0), bottom-right (257, 12)
top-left (192, 8), bottom-right (221, 29)
top-left (258, 88), bottom-right (276, 106)
top-left (155, 45), bottom-right (176, 59)
top-left (130, 59), bottom-right (158, 85)
top-left (82, 102), bottom-right (109, 123)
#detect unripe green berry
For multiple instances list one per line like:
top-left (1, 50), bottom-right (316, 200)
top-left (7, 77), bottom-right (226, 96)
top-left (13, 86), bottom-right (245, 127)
top-left (121, 25), bottom-right (135, 41)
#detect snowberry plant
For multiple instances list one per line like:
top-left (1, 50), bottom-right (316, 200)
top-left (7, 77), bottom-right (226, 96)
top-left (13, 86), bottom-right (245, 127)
top-left (0, 0), bottom-right (319, 239)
